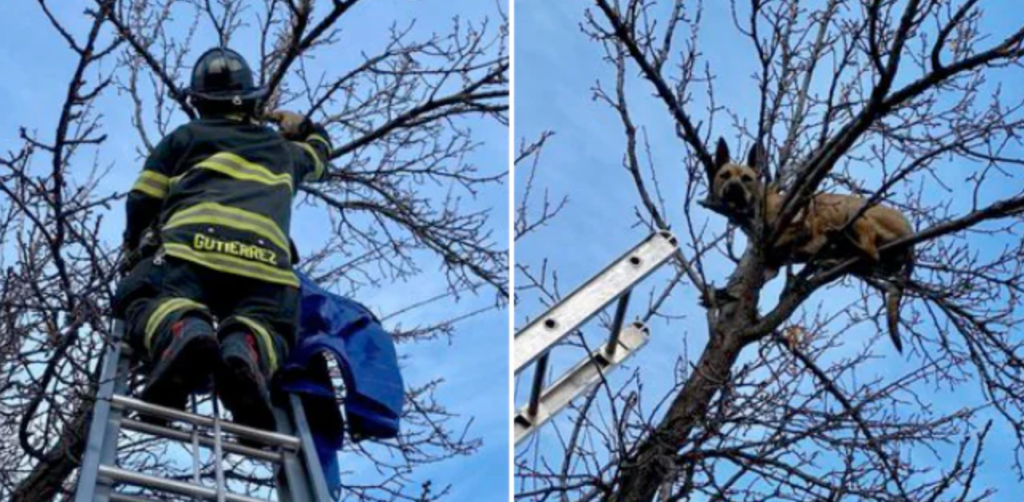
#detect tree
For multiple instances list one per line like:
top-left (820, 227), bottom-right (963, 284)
top-left (0, 1), bottom-right (507, 500)
top-left (515, 1), bottom-right (1024, 501)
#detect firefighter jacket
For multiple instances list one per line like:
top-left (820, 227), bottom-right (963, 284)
top-left (125, 116), bottom-right (332, 288)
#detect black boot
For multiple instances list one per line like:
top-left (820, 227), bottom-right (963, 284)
top-left (140, 315), bottom-right (218, 418)
top-left (216, 332), bottom-right (276, 433)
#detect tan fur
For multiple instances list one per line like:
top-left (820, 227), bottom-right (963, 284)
top-left (765, 192), bottom-right (912, 263)
top-left (711, 139), bottom-right (913, 353)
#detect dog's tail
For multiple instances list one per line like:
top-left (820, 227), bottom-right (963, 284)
top-left (884, 247), bottom-right (914, 353)
top-left (885, 283), bottom-right (904, 353)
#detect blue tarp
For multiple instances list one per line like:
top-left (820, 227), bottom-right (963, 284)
top-left (275, 272), bottom-right (404, 498)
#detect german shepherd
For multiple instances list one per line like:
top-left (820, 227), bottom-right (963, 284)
top-left (711, 138), bottom-right (914, 353)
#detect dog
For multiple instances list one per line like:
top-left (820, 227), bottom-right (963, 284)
top-left (711, 138), bottom-right (914, 353)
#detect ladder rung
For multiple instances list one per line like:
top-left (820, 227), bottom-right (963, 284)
top-left (78, 323), bottom-right (333, 500)
top-left (99, 465), bottom-right (270, 502)
top-left (110, 394), bottom-right (300, 450)
top-left (514, 322), bottom-right (650, 445)
top-left (110, 493), bottom-right (159, 502)
top-left (121, 418), bottom-right (284, 463)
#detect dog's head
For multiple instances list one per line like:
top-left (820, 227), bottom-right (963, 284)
top-left (711, 138), bottom-right (765, 216)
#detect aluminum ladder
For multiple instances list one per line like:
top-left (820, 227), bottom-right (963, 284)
top-left (74, 322), bottom-right (334, 501)
top-left (513, 231), bottom-right (677, 445)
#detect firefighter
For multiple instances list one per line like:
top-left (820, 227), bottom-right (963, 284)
top-left (114, 47), bottom-right (332, 431)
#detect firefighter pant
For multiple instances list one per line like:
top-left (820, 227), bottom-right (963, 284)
top-left (114, 254), bottom-right (298, 374)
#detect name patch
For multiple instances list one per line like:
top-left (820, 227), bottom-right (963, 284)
top-left (193, 234), bottom-right (278, 265)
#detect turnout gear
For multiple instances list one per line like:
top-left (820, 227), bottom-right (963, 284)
top-left (217, 329), bottom-right (278, 432)
top-left (120, 257), bottom-right (297, 423)
top-left (118, 51), bottom-right (331, 426)
top-left (119, 228), bottom-right (160, 276)
top-left (123, 114), bottom-right (331, 287)
top-left (187, 47), bottom-right (268, 104)
top-left (139, 314), bottom-right (219, 422)
top-left (123, 257), bottom-right (298, 354)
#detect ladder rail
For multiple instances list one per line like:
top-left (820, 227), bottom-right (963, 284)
top-left (273, 396), bottom-right (328, 502)
top-left (191, 398), bottom-right (202, 485)
top-left (514, 232), bottom-right (676, 445)
top-left (75, 323), bottom-right (129, 502)
top-left (74, 322), bottom-right (335, 502)
top-left (290, 393), bottom-right (333, 501)
top-left (213, 396), bottom-right (227, 502)
top-left (513, 231), bottom-right (676, 374)
top-left (514, 322), bottom-right (650, 445)
top-left (274, 405), bottom-right (310, 502)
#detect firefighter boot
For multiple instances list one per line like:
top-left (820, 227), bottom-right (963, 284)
top-left (140, 315), bottom-right (218, 417)
top-left (217, 331), bottom-right (276, 434)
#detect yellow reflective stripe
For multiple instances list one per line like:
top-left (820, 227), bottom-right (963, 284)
top-left (133, 182), bottom-right (165, 199)
top-left (164, 243), bottom-right (299, 288)
top-left (199, 153), bottom-right (294, 189)
top-left (144, 298), bottom-right (207, 352)
top-left (306, 134), bottom-right (331, 149)
top-left (164, 202), bottom-right (290, 255)
top-left (140, 170), bottom-right (170, 186)
top-left (294, 141), bottom-right (325, 181)
top-left (174, 152), bottom-right (294, 190)
top-left (234, 315), bottom-right (279, 373)
top-left (132, 171), bottom-right (170, 199)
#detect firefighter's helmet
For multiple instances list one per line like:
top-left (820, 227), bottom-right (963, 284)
top-left (187, 47), bottom-right (267, 105)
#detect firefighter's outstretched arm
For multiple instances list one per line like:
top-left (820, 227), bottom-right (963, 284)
top-left (269, 110), bottom-right (333, 183)
top-left (124, 131), bottom-right (182, 255)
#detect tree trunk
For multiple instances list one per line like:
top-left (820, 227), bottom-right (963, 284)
top-left (611, 327), bottom-right (746, 501)
top-left (10, 399), bottom-right (90, 501)
top-left (610, 251), bottom-right (763, 502)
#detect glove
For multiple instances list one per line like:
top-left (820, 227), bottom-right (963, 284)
top-left (119, 229), bottom-right (160, 276)
top-left (120, 247), bottom-right (140, 277)
top-left (267, 110), bottom-right (311, 140)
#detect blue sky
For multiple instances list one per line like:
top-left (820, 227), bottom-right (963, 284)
top-left (514, 0), bottom-right (1023, 498)
top-left (0, 1), bottom-right (508, 500)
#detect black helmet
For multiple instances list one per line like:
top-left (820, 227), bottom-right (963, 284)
top-left (187, 47), bottom-right (267, 104)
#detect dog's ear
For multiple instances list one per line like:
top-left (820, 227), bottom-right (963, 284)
top-left (714, 137), bottom-right (730, 171)
top-left (747, 143), bottom-right (765, 172)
